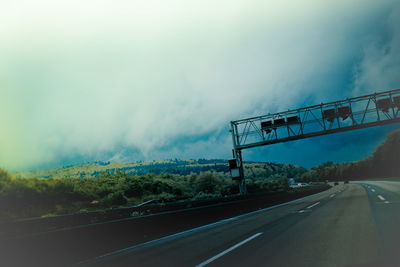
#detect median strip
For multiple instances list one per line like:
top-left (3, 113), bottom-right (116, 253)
top-left (196, 232), bottom-right (263, 267)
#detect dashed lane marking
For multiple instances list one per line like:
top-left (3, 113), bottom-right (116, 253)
top-left (196, 232), bottom-right (263, 267)
top-left (306, 202), bottom-right (320, 209)
top-left (295, 209), bottom-right (311, 214)
top-left (377, 195), bottom-right (386, 201)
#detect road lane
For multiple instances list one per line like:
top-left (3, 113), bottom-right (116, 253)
top-left (210, 184), bottom-right (379, 267)
top-left (80, 185), bottom-right (349, 267)
top-left (357, 180), bottom-right (400, 264)
top-left (83, 181), bottom-right (400, 267)
top-left (0, 186), bottom-right (330, 267)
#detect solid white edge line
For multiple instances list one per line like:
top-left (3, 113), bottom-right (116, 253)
top-left (196, 233), bottom-right (263, 267)
top-left (377, 195), bottom-right (385, 201)
top-left (306, 201), bottom-right (320, 209)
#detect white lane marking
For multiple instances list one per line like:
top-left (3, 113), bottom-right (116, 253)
top-left (384, 201), bottom-right (390, 204)
top-left (297, 209), bottom-right (312, 213)
top-left (371, 189), bottom-right (375, 192)
top-left (377, 195), bottom-right (386, 201)
top-left (196, 232), bottom-right (263, 267)
top-left (306, 202), bottom-right (320, 209)
top-left (330, 194), bottom-right (336, 198)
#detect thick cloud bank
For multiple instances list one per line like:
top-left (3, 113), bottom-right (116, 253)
top-left (1, 0), bottom-right (400, 171)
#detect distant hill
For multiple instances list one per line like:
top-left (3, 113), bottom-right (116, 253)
top-left (14, 159), bottom-right (307, 180)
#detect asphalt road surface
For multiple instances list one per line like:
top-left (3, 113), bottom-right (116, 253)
top-left (80, 181), bottom-right (400, 267)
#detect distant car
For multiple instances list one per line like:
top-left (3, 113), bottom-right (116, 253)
top-left (334, 182), bottom-right (339, 185)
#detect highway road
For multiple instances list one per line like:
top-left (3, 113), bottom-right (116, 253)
top-left (80, 181), bottom-right (400, 267)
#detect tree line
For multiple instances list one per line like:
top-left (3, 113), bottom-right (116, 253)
top-left (297, 130), bottom-right (400, 182)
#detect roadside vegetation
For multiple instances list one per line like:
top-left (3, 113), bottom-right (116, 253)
top-left (0, 163), bottom-right (304, 222)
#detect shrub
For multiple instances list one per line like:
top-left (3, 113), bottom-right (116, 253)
top-left (102, 191), bottom-right (127, 206)
top-left (195, 172), bottom-right (221, 194)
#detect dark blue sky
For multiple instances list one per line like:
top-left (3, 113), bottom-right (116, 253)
top-left (245, 124), bottom-right (400, 168)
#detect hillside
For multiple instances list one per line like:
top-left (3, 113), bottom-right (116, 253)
top-left (14, 159), bottom-right (306, 180)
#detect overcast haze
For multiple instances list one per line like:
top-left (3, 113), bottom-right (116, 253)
top-left (1, 0), bottom-right (400, 172)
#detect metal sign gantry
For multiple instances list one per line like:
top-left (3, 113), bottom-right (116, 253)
top-left (230, 88), bottom-right (400, 194)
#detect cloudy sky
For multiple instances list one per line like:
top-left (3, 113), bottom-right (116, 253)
top-left (1, 0), bottom-right (400, 172)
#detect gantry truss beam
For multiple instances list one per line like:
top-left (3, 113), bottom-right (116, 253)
top-left (231, 89), bottom-right (400, 151)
